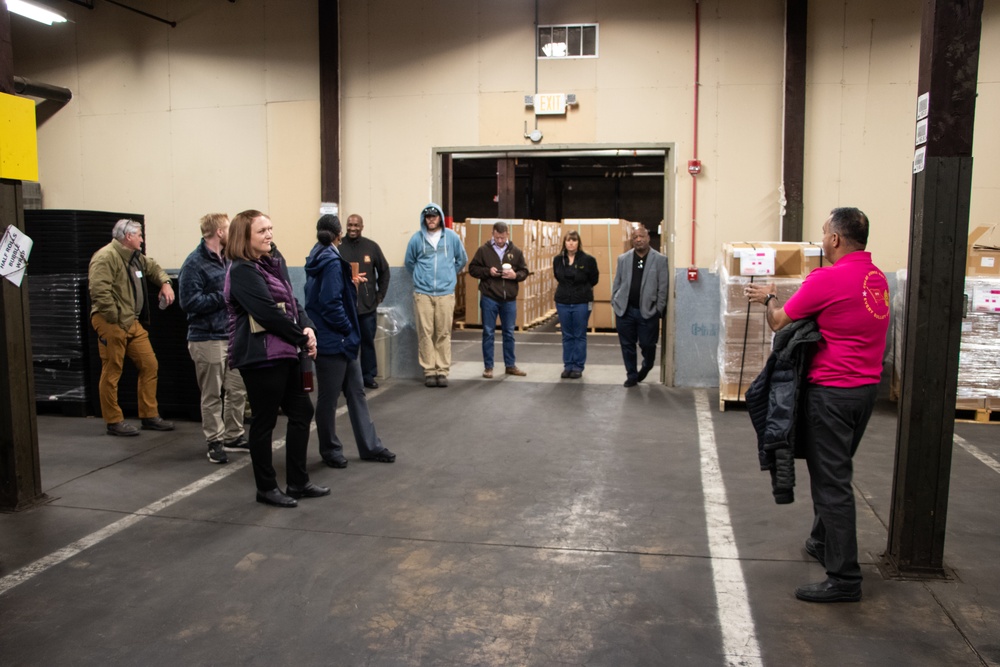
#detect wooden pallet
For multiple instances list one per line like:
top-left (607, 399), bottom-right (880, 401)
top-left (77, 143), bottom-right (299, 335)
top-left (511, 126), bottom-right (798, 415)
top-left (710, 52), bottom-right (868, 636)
top-left (955, 407), bottom-right (1000, 424)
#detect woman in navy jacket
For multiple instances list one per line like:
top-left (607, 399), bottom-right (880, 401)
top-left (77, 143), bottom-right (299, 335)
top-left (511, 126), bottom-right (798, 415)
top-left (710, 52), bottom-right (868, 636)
top-left (225, 210), bottom-right (328, 508)
top-left (305, 215), bottom-right (396, 467)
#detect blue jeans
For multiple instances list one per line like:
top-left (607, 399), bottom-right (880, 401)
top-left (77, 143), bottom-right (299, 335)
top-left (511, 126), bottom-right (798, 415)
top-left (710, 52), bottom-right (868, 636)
top-left (616, 306), bottom-right (659, 381)
top-left (556, 302), bottom-right (589, 371)
top-left (481, 295), bottom-right (517, 369)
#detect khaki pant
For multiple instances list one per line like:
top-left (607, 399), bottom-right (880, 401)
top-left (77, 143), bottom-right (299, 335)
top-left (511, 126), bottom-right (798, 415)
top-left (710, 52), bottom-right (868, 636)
top-left (188, 339), bottom-right (247, 444)
top-left (413, 292), bottom-right (455, 377)
top-left (91, 313), bottom-right (159, 423)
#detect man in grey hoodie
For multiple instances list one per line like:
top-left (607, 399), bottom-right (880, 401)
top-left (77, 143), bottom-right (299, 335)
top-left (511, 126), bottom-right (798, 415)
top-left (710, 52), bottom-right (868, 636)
top-left (403, 204), bottom-right (468, 387)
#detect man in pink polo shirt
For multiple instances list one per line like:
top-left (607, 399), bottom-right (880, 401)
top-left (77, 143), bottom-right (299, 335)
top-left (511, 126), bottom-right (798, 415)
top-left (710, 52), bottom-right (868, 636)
top-left (745, 207), bottom-right (889, 603)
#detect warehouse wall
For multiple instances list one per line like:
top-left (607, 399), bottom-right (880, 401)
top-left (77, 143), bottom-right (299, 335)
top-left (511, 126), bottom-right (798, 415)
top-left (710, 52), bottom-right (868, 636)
top-left (10, 0), bottom-right (999, 385)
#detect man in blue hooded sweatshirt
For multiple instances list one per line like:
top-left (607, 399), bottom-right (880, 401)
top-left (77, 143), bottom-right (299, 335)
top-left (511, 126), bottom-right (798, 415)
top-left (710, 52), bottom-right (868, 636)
top-left (404, 204), bottom-right (468, 387)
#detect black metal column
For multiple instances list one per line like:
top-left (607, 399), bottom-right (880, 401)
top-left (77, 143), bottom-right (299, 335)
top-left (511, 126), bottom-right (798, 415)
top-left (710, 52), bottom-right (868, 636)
top-left (0, 5), bottom-right (45, 511)
top-left (319, 0), bottom-right (340, 204)
top-left (781, 0), bottom-right (807, 242)
top-left (883, 0), bottom-right (983, 578)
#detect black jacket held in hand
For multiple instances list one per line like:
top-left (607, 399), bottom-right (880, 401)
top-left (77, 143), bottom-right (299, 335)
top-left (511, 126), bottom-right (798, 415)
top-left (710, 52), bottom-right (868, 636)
top-left (553, 250), bottom-right (600, 304)
top-left (468, 242), bottom-right (529, 302)
top-left (745, 319), bottom-right (821, 505)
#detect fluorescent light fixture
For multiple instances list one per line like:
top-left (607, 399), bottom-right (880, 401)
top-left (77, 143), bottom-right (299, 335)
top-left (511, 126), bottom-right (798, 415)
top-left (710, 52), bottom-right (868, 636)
top-left (6, 0), bottom-right (68, 25)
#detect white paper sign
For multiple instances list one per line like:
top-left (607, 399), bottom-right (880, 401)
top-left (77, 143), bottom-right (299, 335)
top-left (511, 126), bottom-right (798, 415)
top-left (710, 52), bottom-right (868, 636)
top-left (972, 286), bottom-right (1000, 312)
top-left (915, 118), bottom-right (928, 146)
top-left (739, 247), bottom-right (776, 276)
top-left (981, 256), bottom-right (996, 268)
top-left (0, 225), bottom-right (33, 287)
top-left (916, 92), bottom-right (930, 120)
top-left (913, 146), bottom-right (926, 174)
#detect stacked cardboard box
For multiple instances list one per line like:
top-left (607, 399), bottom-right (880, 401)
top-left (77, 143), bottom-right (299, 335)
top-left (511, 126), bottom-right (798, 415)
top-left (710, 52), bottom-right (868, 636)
top-left (892, 228), bottom-right (1000, 411)
top-left (562, 218), bottom-right (635, 329)
top-left (461, 219), bottom-right (562, 328)
top-left (717, 241), bottom-right (825, 404)
top-left (452, 221), bottom-right (467, 321)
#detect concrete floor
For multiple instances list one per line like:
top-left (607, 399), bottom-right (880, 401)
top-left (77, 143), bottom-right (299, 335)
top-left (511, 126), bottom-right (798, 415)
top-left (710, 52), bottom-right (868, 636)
top-left (1, 328), bottom-right (998, 666)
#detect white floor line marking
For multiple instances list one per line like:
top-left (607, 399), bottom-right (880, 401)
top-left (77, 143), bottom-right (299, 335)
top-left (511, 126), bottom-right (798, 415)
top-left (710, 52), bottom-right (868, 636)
top-left (0, 387), bottom-right (376, 598)
top-left (694, 389), bottom-right (763, 667)
top-left (954, 434), bottom-right (1000, 476)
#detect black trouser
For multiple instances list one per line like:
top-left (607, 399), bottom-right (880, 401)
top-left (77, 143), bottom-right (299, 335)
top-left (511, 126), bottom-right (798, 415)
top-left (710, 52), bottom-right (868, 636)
top-left (801, 382), bottom-right (877, 585)
top-left (239, 361), bottom-right (314, 492)
top-left (358, 310), bottom-right (378, 383)
top-left (616, 306), bottom-right (659, 380)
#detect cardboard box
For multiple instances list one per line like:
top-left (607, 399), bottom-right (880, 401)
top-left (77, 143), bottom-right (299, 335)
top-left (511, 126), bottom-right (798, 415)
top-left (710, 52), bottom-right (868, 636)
top-left (720, 342), bottom-right (766, 372)
top-left (721, 313), bottom-right (766, 344)
top-left (967, 226), bottom-right (1000, 277)
top-left (721, 241), bottom-right (828, 278)
top-left (591, 301), bottom-right (615, 329)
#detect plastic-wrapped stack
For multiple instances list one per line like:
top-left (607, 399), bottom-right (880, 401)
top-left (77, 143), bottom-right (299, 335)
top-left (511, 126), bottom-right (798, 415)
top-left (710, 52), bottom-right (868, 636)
top-left (959, 278), bottom-right (1000, 403)
top-left (717, 241), bottom-right (824, 409)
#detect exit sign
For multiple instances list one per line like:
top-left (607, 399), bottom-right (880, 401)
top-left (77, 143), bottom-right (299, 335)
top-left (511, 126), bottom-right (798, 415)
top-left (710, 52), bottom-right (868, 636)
top-left (534, 93), bottom-right (567, 115)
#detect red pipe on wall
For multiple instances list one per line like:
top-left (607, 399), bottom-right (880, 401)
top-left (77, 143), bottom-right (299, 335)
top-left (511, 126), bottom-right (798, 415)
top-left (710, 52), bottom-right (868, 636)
top-left (691, 0), bottom-right (701, 268)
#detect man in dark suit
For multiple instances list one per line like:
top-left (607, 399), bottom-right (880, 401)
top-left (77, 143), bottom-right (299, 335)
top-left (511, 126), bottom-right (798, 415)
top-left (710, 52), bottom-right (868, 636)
top-left (611, 225), bottom-right (669, 387)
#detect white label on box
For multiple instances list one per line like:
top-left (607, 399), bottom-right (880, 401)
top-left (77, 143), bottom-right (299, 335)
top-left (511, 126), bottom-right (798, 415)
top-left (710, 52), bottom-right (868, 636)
top-left (981, 256), bottom-right (996, 268)
top-left (961, 321), bottom-right (972, 332)
top-left (739, 247), bottom-right (776, 276)
top-left (972, 286), bottom-right (1000, 312)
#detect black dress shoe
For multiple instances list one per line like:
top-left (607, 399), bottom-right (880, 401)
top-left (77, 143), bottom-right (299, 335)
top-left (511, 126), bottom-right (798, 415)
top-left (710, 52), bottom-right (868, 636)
top-left (362, 448), bottom-right (396, 463)
top-left (794, 578), bottom-right (861, 603)
top-left (804, 538), bottom-right (825, 565)
top-left (624, 378), bottom-right (638, 387)
top-left (285, 482), bottom-right (331, 499)
top-left (569, 370), bottom-right (582, 379)
top-left (141, 416), bottom-right (175, 431)
top-left (636, 365), bottom-right (651, 383)
top-left (256, 488), bottom-right (298, 508)
top-left (561, 369), bottom-right (572, 378)
top-left (324, 456), bottom-right (349, 469)
top-left (364, 379), bottom-right (379, 389)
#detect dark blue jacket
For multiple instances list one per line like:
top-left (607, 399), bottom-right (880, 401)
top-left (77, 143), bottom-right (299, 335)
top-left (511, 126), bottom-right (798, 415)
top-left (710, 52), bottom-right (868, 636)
top-left (304, 242), bottom-right (362, 360)
top-left (178, 239), bottom-right (229, 341)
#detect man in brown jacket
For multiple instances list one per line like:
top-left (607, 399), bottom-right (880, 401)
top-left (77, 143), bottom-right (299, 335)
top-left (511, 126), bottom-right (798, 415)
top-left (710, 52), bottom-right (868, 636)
top-left (89, 219), bottom-right (176, 436)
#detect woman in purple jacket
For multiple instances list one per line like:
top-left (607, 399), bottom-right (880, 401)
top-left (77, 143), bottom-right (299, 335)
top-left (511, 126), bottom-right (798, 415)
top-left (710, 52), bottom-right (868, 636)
top-left (225, 210), bottom-right (328, 508)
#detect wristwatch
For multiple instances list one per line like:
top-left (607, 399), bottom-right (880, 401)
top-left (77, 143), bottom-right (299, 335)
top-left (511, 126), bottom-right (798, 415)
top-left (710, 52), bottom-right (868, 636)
top-left (764, 293), bottom-right (777, 306)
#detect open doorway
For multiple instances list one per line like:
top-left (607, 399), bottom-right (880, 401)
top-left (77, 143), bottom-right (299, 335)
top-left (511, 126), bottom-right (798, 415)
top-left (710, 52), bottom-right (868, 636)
top-left (443, 149), bottom-right (667, 247)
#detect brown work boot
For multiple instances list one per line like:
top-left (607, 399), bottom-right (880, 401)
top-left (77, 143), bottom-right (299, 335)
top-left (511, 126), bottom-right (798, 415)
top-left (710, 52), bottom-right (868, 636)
top-left (483, 368), bottom-right (493, 379)
top-left (505, 366), bottom-right (527, 377)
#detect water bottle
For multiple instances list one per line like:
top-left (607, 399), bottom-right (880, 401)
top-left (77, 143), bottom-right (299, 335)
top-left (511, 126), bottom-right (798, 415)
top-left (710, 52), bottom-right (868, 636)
top-left (299, 350), bottom-right (314, 392)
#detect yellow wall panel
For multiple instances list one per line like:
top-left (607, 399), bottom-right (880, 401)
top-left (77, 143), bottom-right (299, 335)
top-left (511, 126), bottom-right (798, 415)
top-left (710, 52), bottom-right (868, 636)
top-left (0, 93), bottom-right (39, 182)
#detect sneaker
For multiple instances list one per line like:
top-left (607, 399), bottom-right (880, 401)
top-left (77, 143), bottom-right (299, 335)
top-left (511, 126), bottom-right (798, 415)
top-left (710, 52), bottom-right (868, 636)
top-left (560, 370), bottom-right (572, 379)
top-left (223, 435), bottom-right (250, 452)
top-left (505, 366), bottom-right (526, 376)
top-left (569, 370), bottom-right (583, 379)
top-left (425, 376), bottom-right (438, 387)
top-left (141, 416), bottom-right (175, 431)
top-left (106, 421), bottom-right (140, 437)
top-left (207, 441), bottom-right (229, 464)
top-left (436, 375), bottom-right (449, 387)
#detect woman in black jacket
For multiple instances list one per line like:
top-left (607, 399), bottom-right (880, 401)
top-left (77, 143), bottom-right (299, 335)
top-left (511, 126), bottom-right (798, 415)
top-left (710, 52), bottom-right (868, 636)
top-left (552, 230), bottom-right (600, 378)
top-left (225, 209), bottom-right (328, 508)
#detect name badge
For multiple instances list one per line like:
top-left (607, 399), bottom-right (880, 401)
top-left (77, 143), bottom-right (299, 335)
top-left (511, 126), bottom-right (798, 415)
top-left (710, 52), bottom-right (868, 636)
top-left (135, 270), bottom-right (143, 278)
